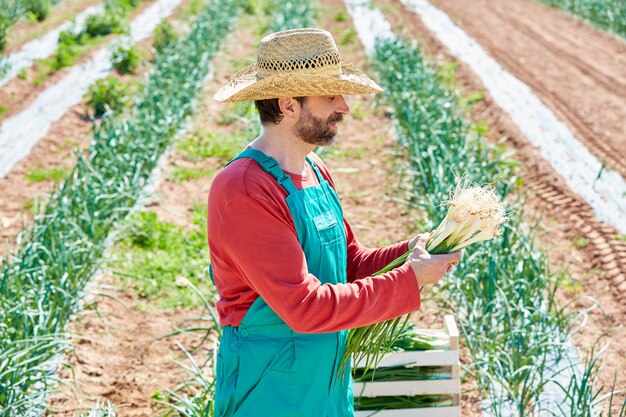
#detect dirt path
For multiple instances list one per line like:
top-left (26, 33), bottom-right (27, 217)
top-left (5, 0), bottom-right (104, 54)
top-left (45, 14), bottom-right (262, 415)
top-left (427, 0), bottom-right (626, 182)
top-left (0, 0), bottom-right (189, 256)
top-left (377, 0), bottom-right (625, 413)
top-left (46, 278), bottom-right (209, 416)
top-left (5, 0), bottom-right (624, 414)
top-left (0, 0), bottom-right (161, 123)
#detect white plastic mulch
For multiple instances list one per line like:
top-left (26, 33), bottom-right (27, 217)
top-left (0, 0), bottom-right (184, 178)
top-left (399, 0), bottom-right (625, 235)
top-left (344, 1), bottom-right (591, 416)
top-left (0, 3), bottom-right (105, 88)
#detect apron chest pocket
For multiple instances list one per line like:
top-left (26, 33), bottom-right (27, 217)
top-left (313, 211), bottom-right (341, 244)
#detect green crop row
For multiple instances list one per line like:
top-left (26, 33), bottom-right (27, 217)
top-left (372, 37), bottom-right (622, 416)
top-left (155, 1), bottom-right (317, 415)
top-left (539, 0), bottom-right (626, 39)
top-left (0, 0), bottom-right (239, 413)
top-left (30, 0), bottom-right (146, 84)
top-left (0, 0), bottom-right (66, 53)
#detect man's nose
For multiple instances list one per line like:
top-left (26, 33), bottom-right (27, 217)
top-left (335, 95), bottom-right (350, 115)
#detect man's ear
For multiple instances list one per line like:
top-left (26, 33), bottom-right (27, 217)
top-left (277, 97), bottom-right (300, 120)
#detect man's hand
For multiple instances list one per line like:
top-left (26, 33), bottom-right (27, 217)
top-left (407, 233), bottom-right (461, 287)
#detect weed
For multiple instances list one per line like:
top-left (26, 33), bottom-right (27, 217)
top-left (350, 102), bottom-right (366, 120)
top-left (339, 27), bottom-right (357, 45)
top-left (152, 21), bottom-right (178, 54)
top-left (170, 166), bottom-right (215, 183)
top-left (25, 166), bottom-right (70, 183)
top-left (461, 90), bottom-right (485, 107)
top-left (112, 211), bottom-right (213, 309)
top-left (573, 237), bottom-right (589, 249)
top-left (334, 9), bottom-right (347, 22)
top-left (84, 11), bottom-right (127, 37)
top-left (177, 129), bottom-right (248, 163)
top-left (17, 68), bottom-right (28, 80)
top-left (86, 76), bottom-right (131, 117)
top-left (111, 42), bottom-right (142, 74)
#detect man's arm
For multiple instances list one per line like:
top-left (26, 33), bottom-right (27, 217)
top-left (210, 192), bottom-right (421, 334)
top-left (344, 219), bottom-right (411, 283)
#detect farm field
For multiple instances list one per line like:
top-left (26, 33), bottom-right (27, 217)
top-left (0, 0), bottom-right (624, 415)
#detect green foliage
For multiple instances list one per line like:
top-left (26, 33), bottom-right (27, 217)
top-left (112, 210), bottom-right (213, 309)
top-left (152, 21), bottom-right (178, 54)
top-left (0, 0), bottom-right (23, 52)
top-left (0, 0), bottom-right (239, 411)
top-left (156, 344), bottom-right (217, 417)
top-left (24, 0), bottom-right (52, 22)
top-left (573, 236), bottom-right (589, 249)
top-left (170, 166), bottom-right (215, 183)
top-left (86, 76), bottom-right (131, 117)
top-left (84, 12), bottom-right (127, 37)
top-left (53, 28), bottom-right (85, 68)
top-left (338, 27), bottom-right (357, 45)
top-left (460, 90), bottom-right (485, 107)
top-left (350, 102), bottom-right (366, 120)
top-left (25, 166), bottom-right (70, 183)
top-left (267, 0), bottom-right (316, 31)
top-left (176, 129), bottom-right (249, 163)
top-left (111, 42), bottom-right (142, 74)
top-left (539, 0), bottom-right (626, 39)
top-left (334, 9), bottom-right (347, 22)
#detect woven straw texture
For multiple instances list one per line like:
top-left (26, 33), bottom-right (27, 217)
top-left (214, 28), bottom-right (383, 102)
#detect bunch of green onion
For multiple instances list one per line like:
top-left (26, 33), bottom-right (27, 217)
top-left (354, 395), bottom-right (454, 411)
top-left (340, 180), bottom-right (506, 376)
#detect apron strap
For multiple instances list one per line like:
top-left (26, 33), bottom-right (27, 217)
top-left (305, 156), bottom-right (325, 184)
top-left (227, 148), bottom-right (298, 195)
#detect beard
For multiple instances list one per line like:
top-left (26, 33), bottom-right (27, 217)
top-left (293, 105), bottom-right (344, 147)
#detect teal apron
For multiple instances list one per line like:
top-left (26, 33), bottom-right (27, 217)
top-left (214, 148), bottom-right (353, 417)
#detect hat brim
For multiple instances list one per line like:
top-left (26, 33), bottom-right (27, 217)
top-left (213, 59), bottom-right (383, 102)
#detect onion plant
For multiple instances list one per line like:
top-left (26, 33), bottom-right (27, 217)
top-left (157, 2), bottom-right (320, 416)
top-left (539, 0), bottom-right (626, 40)
top-left (0, 0), bottom-right (238, 413)
top-left (367, 36), bottom-right (622, 416)
top-left (354, 395), bottom-right (454, 411)
top-left (342, 179), bottom-right (506, 375)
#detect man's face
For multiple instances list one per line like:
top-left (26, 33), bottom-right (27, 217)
top-left (293, 95), bottom-right (350, 147)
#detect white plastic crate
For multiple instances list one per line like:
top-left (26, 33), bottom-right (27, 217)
top-left (353, 315), bottom-right (461, 417)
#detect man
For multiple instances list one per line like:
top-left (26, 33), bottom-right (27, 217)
top-left (208, 28), bottom-right (461, 417)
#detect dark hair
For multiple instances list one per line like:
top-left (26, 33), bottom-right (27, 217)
top-left (254, 97), bottom-right (307, 125)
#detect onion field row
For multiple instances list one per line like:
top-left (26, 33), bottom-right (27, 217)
top-left (152, 1), bottom-right (317, 415)
top-left (0, 0), bottom-right (66, 54)
top-left (0, 0), bottom-right (238, 412)
top-left (538, 0), bottom-right (626, 39)
top-left (369, 33), bottom-right (622, 416)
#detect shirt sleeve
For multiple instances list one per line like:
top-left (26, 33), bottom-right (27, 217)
top-left (213, 193), bottom-right (420, 334)
top-left (345, 220), bottom-right (411, 282)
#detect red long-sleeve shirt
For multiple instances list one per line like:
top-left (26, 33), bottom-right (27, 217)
top-left (207, 152), bottom-right (420, 333)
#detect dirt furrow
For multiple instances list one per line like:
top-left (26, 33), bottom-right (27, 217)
top-left (381, 0), bottom-right (626, 310)
top-left (0, 0), bottom-right (197, 256)
top-left (377, 0), bottom-right (625, 412)
top-left (428, 0), bottom-right (626, 180)
top-left (5, 0), bottom-right (104, 54)
top-left (47, 14), bottom-right (262, 415)
top-left (0, 0), bottom-right (159, 123)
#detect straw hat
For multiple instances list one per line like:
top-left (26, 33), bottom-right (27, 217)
top-left (213, 28), bottom-right (383, 102)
